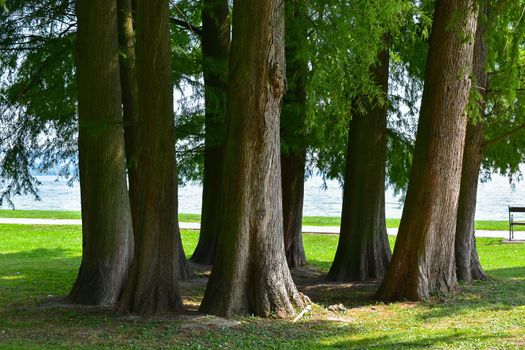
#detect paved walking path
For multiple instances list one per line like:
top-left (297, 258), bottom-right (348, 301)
top-left (0, 217), bottom-right (522, 240)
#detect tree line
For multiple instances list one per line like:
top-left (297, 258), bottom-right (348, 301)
top-left (1, 0), bottom-right (525, 317)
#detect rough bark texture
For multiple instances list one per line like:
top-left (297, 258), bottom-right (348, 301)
top-left (376, 0), bottom-right (478, 301)
top-left (70, 0), bottom-right (134, 305)
top-left (327, 48), bottom-right (391, 282)
top-left (191, 0), bottom-right (230, 265)
top-left (118, 0), bottom-right (183, 315)
top-left (455, 122), bottom-right (487, 281)
top-left (117, 0), bottom-right (191, 280)
top-left (281, 0), bottom-right (308, 268)
top-left (199, 0), bottom-right (307, 318)
top-left (455, 6), bottom-right (489, 282)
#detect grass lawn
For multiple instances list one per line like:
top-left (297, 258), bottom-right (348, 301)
top-left (0, 209), bottom-right (520, 231)
top-left (0, 224), bottom-right (524, 349)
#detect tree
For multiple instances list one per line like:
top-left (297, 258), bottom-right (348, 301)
top-left (377, 0), bottom-right (478, 301)
top-left (117, 0), bottom-right (139, 208)
top-left (0, 0), bottom-right (77, 206)
top-left (327, 46), bottom-right (391, 282)
top-left (118, 0), bottom-right (183, 315)
top-left (455, 0), bottom-right (525, 281)
top-left (281, 0), bottom-right (309, 268)
top-left (455, 3), bottom-right (489, 282)
top-left (199, 0), bottom-right (307, 318)
top-left (69, 0), bottom-right (134, 305)
top-left (191, 0), bottom-right (230, 265)
top-left (117, 0), bottom-right (192, 280)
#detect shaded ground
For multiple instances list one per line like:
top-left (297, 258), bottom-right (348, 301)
top-left (1, 224), bottom-right (525, 349)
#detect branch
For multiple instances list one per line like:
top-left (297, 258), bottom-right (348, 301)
top-left (487, 88), bottom-right (525, 94)
top-left (484, 123), bottom-right (525, 146)
top-left (170, 17), bottom-right (202, 37)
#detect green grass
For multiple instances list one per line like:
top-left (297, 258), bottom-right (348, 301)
top-left (0, 209), bottom-right (520, 231)
top-left (1, 224), bottom-right (525, 349)
top-left (0, 209), bottom-right (82, 220)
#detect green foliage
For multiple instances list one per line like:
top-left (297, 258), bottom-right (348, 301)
top-left (477, 0), bottom-right (525, 179)
top-left (170, 0), bottom-right (211, 185)
top-left (307, 0), bottom-right (425, 185)
top-left (0, 0), bottom-right (77, 207)
top-left (0, 0), bottom-right (7, 13)
top-left (0, 0), bottom-right (208, 197)
top-left (2, 0), bottom-right (525, 201)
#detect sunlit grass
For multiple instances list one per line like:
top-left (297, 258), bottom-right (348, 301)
top-left (0, 224), bottom-right (524, 349)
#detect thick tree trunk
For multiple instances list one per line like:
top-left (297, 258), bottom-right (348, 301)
top-left (280, 0), bottom-right (308, 268)
top-left (118, 0), bottom-right (183, 315)
top-left (70, 0), bottom-right (134, 305)
top-left (327, 48), bottom-right (391, 282)
top-left (376, 0), bottom-right (478, 302)
top-left (199, 0), bottom-right (307, 318)
top-left (117, 0), bottom-right (191, 280)
top-left (455, 5), bottom-right (489, 282)
top-left (191, 0), bottom-right (230, 265)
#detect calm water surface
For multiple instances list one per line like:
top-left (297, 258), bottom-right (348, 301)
top-left (2, 173), bottom-right (524, 220)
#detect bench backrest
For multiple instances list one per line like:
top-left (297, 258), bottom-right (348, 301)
top-left (509, 206), bottom-right (525, 213)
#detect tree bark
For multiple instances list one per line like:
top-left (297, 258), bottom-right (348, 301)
top-left (327, 48), bottom-right (391, 282)
top-left (118, 0), bottom-right (183, 315)
top-left (191, 0), bottom-right (230, 265)
top-left (281, 151), bottom-right (307, 268)
top-left (281, 0), bottom-right (308, 268)
top-left (455, 123), bottom-right (487, 281)
top-left (376, 0), bottom-right (478, 302)
top-left (199, 0), bottom-right (307, 318)
top-left (117, 0), bottom-right (138, 201)
top-left (117, 0), bottom-right (191, 280)
top-left (69, 0), bottom-right (134, 305)
top-left (455, 4), bottom-right (489, 282)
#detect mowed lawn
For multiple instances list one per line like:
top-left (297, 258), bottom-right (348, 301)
top-left (1, 224), bottom-right (525, 349)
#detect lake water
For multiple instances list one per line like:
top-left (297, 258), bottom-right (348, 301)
top-left (2, 173), bottom-right (525, 220)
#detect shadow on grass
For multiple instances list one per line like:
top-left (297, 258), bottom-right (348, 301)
top-left (301, 260), bottom-right (525, 318)
top-left (486, 266), bottom-right (525, 280)
top-left (0, 309), bottom-right (505, 350)
top-left (0, 248), bottom-right (80, 307)
top-left (0, 248), bottom-right (523, 349)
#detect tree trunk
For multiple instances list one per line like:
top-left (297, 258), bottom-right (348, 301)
top-left (281, 151), bottom-right (307, 268)
top-left (117, 0), bottom-right (138, 200)
top-left (199, 0), bottom-right (307, 318)
top-left (191, 0), bottom-right (230, 265)
top-left (455, 4), bottom-right (489, 282)
top-left (327, 48), bottom-right (391, 282)
top-left (69, 0), bottom-right (134, 305)
top-left (281, 0), bottom-right (308, 268)
top-left (455, 122), bottom-right (487, 281)
top-left (118, 0), bottom-right (183, 315)
top-left (176, 226), bottom-right (192, 279)
top-left (376, 0), bottom-right (478, 302)
top-left (117, 0), bottom-right (192, 280)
